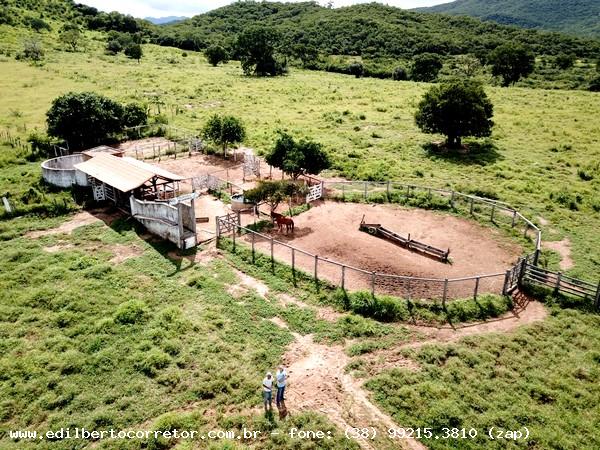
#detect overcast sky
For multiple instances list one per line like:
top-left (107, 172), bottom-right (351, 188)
top-left (78, 0), bottom-right (448, 19)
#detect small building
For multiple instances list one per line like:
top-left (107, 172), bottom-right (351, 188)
top-left (42, 151), bottom-right (197, 249)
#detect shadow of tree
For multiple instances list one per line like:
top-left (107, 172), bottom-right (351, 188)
top-left (423, 140), bottom-right (503, 166)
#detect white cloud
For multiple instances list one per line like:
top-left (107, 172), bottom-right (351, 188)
top-left (77, 0), bottom-right (448, 19)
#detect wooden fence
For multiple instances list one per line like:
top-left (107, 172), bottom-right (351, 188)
top-left (216, 216), bottom-right (514, 303)
top-left (523, 263), bottom-right (600, 307)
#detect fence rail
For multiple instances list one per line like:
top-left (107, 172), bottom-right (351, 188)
top-left (523, 263), bottom-right (600, 305)
top-left (216, 217), bottom-right (514, 303)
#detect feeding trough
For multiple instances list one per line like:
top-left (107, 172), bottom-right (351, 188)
top-left (231, 193), bottom-right (255, 211)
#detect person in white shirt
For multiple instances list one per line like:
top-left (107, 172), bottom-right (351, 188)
top-left (262, 372), bottom-right (273, 413)
top-left (275, 366), bottom-right (287, 409)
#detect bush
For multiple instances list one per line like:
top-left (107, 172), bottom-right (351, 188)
top-left (133, 349), bottom-right (171, 377)
top-left (589, 75), bottom-right (600, 92)
top-left (114, 300), bottom-right (147, 324)
top-left (17, 38), bottom-right (44, 62)
top-left (204, 44), bottom-right (229, 66)
top-left (411, 53), bottom-right (443, 82)
top-left (348, 62), bottom-right (364, 78)
top-left (392, 66), bottom-right (408, 81)
top-left (105, 39), bottom-right (123, 54)
top-left (27, 131), bottom-right (55, 159)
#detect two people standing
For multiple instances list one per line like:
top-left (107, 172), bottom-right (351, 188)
top-left (262, 365), bottom-right (287, 416)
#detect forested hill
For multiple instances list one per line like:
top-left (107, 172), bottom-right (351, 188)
top-left (416, 0), bottom-right (600, 38)
top-left (156, 1), bottom-right (599, 57)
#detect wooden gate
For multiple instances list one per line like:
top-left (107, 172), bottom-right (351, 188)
top-left (216, 212), bottom-right (240, 237)
top-left (306, 182), bottom-right (323, 203)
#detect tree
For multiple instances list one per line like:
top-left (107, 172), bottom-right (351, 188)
top-left (292, 44), bottom-right (319, 68)
top-left (489, 43), bottom-right (535, 86)
top-left (235, 26), bottom-right (287, 76)
top-left (46, 92), bottom-right (124, 150)
top-left (18, 38), bottom-right (44, 62)
top-left (205, 44), bottom-right (229, 66)
top-left (415, 80), bottom-right (494, 149)
top-left (555, 53), bottom-right (576, 70)
top-left (450, 55), bottom-right (482, 78)
top-left (348, 62), bottom-right (364, 78)
top-left (59, 24), bottom-right (83, 52)
top-left (392, 66), bottom-right (408, 81)
top-left (124, 43), bottom-right (142, 62)
top-left (202, 115), bottom-right (246, 158)
top-left (26, 17), bottom-right (51, 32)
top-left (589, 75), bottom-right (600, 92)
top-left (122, 104), bottom-right (148, 128)
top-left (244, 180), bottom-right (305, 213)
top-left (106, 39), bottom-right (123, 54)
top-left (411, 53), bottom-right (443, 82)
top-left (266, 132), bottom-right (330, 180)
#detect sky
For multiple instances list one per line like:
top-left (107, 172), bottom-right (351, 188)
top-left (77, 0), bottom-right (449, 19)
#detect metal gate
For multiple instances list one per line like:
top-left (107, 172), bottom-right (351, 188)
top-left (306, 182), bottom-right (323, 203)
top-left (216, 212), bottom-right (240, 237)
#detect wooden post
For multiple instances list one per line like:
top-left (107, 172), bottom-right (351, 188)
top-left (341, 265), bottom-right (345, 291)
top-left (270, 237), bottom-right (274, 272)
top-left (502, 270), bottom-right (511, 296)
top-left (407, 278), bottom-right (411, 300)
top-left (364, 182), bottom-right (367, 201)
top-left (450, 190), bottom-right (455, 208)
top-left (595, 281), bottom-right (600, 310)
top-left (232, 223), bottom-right (236, 252)
top-left (386, 180), bottom-right (391, 200)
top-left (442, 279), bottom-right (448, 309)
top-left (291, 248), bottom-right (295, 275)
top-left (215, 216), bottom-right (220, 239)
top-left (251, 232), bottom-right (256, 264)
top-left (524, 224), bottom-right (529, 238)
top-left (469, 197), bottom-right (474, 215)
top-left (371, 272), bottom-right (376, 296)
top-left (511, 210), bottom-right (517, 227)
top-left (474, 277), bottom-right (480, 301)
top-left (518, 258), bottom-right (526, 286)
top-left (342, 184), bottom-right (346, 201)
top-left (490, 204), bottom-right (496, 223)
top-left (554, 272), bottom-right (562, 295)
top-left (406, 185), bottom-right (410, 200)
top-left (236, 211), bottom-right (241, 231)
top-left (314, 255), bottom-right (318, 283)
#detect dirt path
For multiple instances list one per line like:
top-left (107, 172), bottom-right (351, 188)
top-left (543, 238), bottom-right (574, 270)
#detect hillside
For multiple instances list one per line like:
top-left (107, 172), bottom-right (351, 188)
top-left (416, 0), bottom-right (600, 38)
top-left (156, 1), bottom-right (599, 58)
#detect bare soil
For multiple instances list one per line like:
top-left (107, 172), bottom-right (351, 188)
top-left (543, 238), bottom-right (574, 270)
top-left (244, 202), bottom-right (522, 298)
top-left (26, 209), bottom-right (121, 238)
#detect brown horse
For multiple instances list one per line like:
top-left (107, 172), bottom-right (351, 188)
top-left (276, 216), bottom-right (294, 233)
top-left (270, 211), bottom-right (284, 224)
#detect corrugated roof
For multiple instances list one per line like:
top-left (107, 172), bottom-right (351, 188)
top-left (74, 154), bottom-right (183, 192)
top-left (122, 157), bottom-right (185, 182)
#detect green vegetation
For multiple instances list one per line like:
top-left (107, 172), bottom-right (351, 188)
top-left (266, 132), bottom-right (330, 179)
top-left (235, 25), bottom-right (287, 77)
top-left (489, 43), bottom-right (536, 86)
top-left (244, 180), bottom-right (306, 212)
top-left (418, 0), bottom-right (600, 38)
top-left (201, 114), bottom-right (246, 158)
top-left (415, 80), bottom-right (494, 148)
top-left (204, 43), bottom-right (229, 66)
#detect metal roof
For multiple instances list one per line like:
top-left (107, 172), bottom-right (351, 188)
top-left (74, 154), bottom-right (184, 192)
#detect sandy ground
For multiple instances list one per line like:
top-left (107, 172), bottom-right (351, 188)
top-left (243, 202), bottom-right (522, 299)
top-left (26, 209), bottom-right (121, 238)
top-left (543, 238), bottom-right (574, 270)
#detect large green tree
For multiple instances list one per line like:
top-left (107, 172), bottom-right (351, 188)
top-left (415, 80), bottom-right (494, 148)
top-left (202, 115), bottom-right (246, 158)
top-left (266, 132), bottom-right (330, 180)
top-left (411, 53), bottom-right (443, 82)
top-left (235, 26), bottom-right (286, 76)
top-left (489, 43), bottom-right (535, 86)
top-left (244, 180), bottom-right (305, 212)
top-left (46, 93), bottom-right (146, 150)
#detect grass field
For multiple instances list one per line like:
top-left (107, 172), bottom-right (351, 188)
top-left (1, 24), bottom-right (600, 450)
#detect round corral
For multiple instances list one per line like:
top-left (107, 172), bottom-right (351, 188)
top-left (243, 202), bottom-right (523, 299)
top-left (41, 154), bottom-right (86, 188)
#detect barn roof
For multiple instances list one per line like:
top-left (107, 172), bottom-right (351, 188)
top-left (74, 154), bottom-right (184, 192)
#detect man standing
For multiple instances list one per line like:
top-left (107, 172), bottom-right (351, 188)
top-left (275, 365), bottom-right (287, 411)
top-left (262, 372), bottom-right (273, 413)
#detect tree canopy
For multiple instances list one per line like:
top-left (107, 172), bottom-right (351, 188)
top-left (266, 132), bottom-right (330, 180)
top-left (235, 26), bottom-right (287, 76)
top-left (244, 180), bottom-right (306, 212)
top-left (46, 92), bottom-right (147, 150)
top-left (205, 44), bottom-right (229, 66)
top-left (201, 115), bottom-right (246, 157)
top-left (489, 43), bottom-right (535, 86)
top-left (415, 80), bottom-right (494, 148)
top-left (411, 53), bottom-right (443, 82)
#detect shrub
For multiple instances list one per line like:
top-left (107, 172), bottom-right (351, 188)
top-left (204, 44), bottom-right (229, 66)
top-left (411, 53), bottom-right (442, 82)
top-left (133, 349), bottom-right (171, 377)
top-left (17, 38), bottom-right (44, 62)
top-left (348, 62), bottom-right (364, 78)
top-left (114, 300), bottom-right (147, 325)
top-left (392, 66), bottom-right (408, 81)
top-left (589, 75), bottom-right (600, 92)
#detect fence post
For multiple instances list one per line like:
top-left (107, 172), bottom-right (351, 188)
top-left (595, 281), bottom-right (600, 310)
top-left (518, 258), bottom-right (526, 286)
top-left (524, 223), bottom-right (529, 238)
top-left (232, 222), bottom-right (236, 252)
top-left (490, 204), bottom-right (496, 223)
top-left (442, 279), bottom-right (448, 309)
top-left (341, 265), bottom-right (345, 291)
top-left (342, 184), bottom-right (346, 201)
top-left (406, 278), bottom-right (411, 300)
top-left (371, 272), bottom-right (376, 296)
top-left (469, 197), bottom-right (474, 215)
top-left (450, 190), bottom-right (455, 208)
top-left (314, 255), bottom-right (319, 286)
top-left (364, 182), bottom-right (367, 201)
top-left (291, 247), bottom-right (295, 279)
top-left (215, 216), bottom-right (220, 239)
top-left (406, 185), bottom-right (410, 200)
top-left (386, 180), bottom-right (391, 200)
top-left (554, 272), bottom-right (562, 295)
top-left (474, 277), bottom-right (480, 301)
top-left (236, 211), bottom-right (241, 231)
top-left (251, 232), bottom-right (255, 264)
top-left (270, 237), bottom-right (274, 273)
top-left (511, 210), bottom-right (517, 227)
top-left (502, 270), bottom-right (511, 296)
